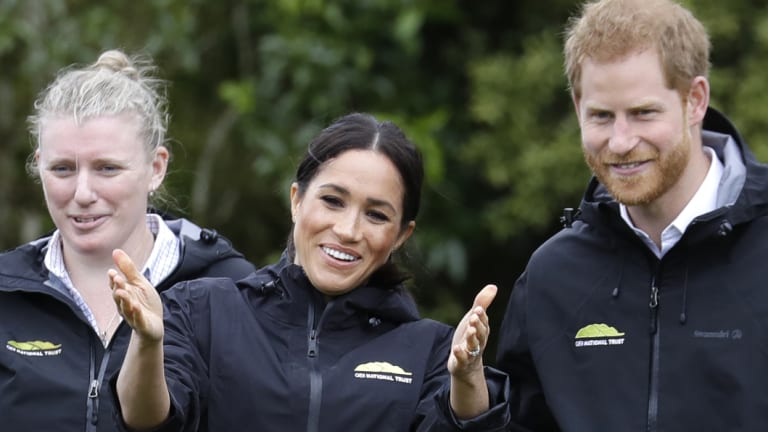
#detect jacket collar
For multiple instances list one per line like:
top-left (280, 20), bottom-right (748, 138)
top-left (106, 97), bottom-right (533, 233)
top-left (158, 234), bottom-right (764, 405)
top-left (242, 252), bottom-right (421, 329)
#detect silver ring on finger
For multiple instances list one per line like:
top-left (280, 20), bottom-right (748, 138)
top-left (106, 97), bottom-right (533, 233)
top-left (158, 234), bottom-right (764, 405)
top-left (466, 346), bottom-right (481, 357)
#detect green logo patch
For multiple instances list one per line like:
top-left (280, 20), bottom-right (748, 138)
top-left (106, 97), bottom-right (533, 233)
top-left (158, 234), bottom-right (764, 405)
top-left (6, 340), bottom-right (62, 356)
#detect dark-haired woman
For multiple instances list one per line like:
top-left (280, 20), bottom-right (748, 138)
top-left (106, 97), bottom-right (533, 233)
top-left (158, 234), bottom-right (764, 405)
top-left (110, 113), bottom-right (509, 431)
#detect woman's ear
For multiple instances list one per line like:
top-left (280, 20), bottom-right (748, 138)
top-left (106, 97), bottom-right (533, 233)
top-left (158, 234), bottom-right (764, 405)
top-left (394, 221), bottom-right (416, 251)
top-left (290, 183), bottom-right (300, 223)
top-left (149, 146), bottom-right (170, 191)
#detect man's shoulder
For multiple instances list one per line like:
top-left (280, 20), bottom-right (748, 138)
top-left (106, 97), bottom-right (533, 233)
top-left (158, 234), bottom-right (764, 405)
top-left (527, 221), bottom-right (616, 268)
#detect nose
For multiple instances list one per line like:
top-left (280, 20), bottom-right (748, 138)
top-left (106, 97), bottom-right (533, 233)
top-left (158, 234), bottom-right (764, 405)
top-left (73, 170), bottom-right (97, 205)
top-left (608, 115), bottom-right (638, 155)
top-left (332, 210), bottom-right (362, 242)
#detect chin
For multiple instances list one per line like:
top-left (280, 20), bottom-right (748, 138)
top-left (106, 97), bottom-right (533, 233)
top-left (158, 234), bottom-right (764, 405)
top-left (307, 273), bottom-right (350, 295)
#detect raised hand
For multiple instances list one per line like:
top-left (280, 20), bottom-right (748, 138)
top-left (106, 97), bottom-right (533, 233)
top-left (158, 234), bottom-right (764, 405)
top-left (108, 248), bottom-right (164, 342)
top-left (448, 284), bottom-right (497, 377)
top-left (447, 284), bottom-right (497, 419)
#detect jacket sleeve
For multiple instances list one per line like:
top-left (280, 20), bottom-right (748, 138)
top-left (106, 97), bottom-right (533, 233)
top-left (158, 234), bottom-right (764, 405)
top-left (496, 271), bottom-right (560, 431)
top-left (111, 280), bottom-right (215, 432)
top-left (159, 279), bottom-right (217, 432)
top-left (412, 327), bottom-right (512, 431)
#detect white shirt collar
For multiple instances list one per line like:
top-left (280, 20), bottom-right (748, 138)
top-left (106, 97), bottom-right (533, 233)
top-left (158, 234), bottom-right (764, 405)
top-left (44, 213), bottom-right (180, 342)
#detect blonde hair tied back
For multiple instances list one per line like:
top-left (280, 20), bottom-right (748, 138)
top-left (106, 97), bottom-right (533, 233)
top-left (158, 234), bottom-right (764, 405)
top-left (26, 49), bottom-right (170, 178)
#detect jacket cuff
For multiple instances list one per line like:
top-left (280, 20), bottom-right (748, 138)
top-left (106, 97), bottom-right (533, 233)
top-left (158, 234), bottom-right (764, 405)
top-left (438, 366), bottom-right (512, 431)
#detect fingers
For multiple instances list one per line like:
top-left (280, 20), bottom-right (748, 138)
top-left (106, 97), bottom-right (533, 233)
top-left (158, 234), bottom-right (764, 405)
top-left (472, 284), bottom-right (497, 311)
top-left (464, 284), bottom-right (495, 348)
top-left (464, 286), bottom-right (495, 355)
top-left (108, 269), bottom-right (134, 319)
top-left (464, 313), bottom-right (486, 350)
top-left (448, 319), bottom-right (485, 376)
top-left (108, 255), bottom-right (147, 327)
top-left (449, 284), bottom-right (498, 375)
top-left (112, 248), bottom-right (144, 284)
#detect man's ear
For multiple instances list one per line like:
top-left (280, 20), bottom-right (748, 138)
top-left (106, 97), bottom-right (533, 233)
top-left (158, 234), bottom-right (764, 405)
top-left (686, 76), bottom-right (710, 127)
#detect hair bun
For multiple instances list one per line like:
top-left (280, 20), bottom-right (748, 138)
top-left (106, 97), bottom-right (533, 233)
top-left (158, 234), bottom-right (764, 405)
top-left (94, 49), bottom-right (139, 80)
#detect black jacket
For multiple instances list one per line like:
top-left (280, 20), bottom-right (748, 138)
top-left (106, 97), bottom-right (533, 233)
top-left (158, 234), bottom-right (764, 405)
top-left (0, 217), bottom-right (255, 432)
top-left (496, 108), bottom-right (768, 431)
top-left (114, 252), bottom-right (510, 432)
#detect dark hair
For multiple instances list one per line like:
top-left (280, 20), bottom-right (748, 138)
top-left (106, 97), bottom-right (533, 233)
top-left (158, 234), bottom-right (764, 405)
top-left (287, 112), bottom-right (424, 286)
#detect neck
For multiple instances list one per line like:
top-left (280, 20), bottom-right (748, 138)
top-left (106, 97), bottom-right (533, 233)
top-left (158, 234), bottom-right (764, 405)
top-left (63, 227), bottom-right (155, 283)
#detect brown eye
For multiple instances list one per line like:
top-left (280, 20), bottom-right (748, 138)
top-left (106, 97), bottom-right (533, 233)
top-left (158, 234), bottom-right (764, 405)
top-left (367, 210), bottom-right (390, 223)
top-left (321, 195), bottom-right (343, 207)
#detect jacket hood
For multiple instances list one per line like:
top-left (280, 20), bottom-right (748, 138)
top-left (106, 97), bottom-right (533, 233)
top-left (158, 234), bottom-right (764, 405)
top-left (161, 217), bottom-right (250, 285)
top-left (574, 107), bottom-right (768, 231)
top-left (240, 252), bottom-right (421, 329)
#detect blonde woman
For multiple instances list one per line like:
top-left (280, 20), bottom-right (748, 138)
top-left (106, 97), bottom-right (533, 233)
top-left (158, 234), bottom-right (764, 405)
top-left (0, 50), bottom-right (254, 431)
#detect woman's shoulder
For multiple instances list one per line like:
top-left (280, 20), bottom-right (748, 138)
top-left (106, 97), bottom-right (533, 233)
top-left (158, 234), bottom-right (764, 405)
top-left (0, 236), bottom-right (50, 278)
top-left (162, 275), bottom-right (242, 307)
top-left (161, 216), bottom-right (256, 283)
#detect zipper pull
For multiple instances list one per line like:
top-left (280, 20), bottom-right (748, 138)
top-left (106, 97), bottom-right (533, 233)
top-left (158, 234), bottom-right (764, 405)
top-left (88, 379), bottom-right (99, 398)
top-left (308, 329), bottom-right (318, 358)
top-left (649, 284), bottom-right (659, 334)
top-left (649, 285), bottom-right (659, 309)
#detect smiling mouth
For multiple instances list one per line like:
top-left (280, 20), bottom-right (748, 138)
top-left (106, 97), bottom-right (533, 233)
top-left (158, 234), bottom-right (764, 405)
top-left (73, 216), bottom-right (102, 223)
top-left (322, 246), bottom-right (359, 262)
top-left (614, 162), bottom-right (642, 169)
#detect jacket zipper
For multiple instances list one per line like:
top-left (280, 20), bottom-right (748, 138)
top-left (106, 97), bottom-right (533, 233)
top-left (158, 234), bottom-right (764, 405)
top-left (306, 299), bottom-right (332, 432)
top-left (85, 337), bottom-right (112, 432)
top-left (647, 278), bottom-right (660, 432)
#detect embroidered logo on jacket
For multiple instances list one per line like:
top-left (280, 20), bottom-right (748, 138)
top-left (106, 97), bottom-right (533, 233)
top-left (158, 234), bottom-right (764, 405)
top-left (354, 362), bottom-right (413, 384)
top-left (6, 340), bottom-right (63, 356)
top-left (693, 329), bottom-right (743, 340)
top-left (574, 323), bottom-right (625, 347)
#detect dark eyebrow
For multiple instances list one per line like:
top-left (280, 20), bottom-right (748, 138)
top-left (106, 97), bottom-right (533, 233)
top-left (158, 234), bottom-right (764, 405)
top-left (317, 183), bottom-right (397, 214)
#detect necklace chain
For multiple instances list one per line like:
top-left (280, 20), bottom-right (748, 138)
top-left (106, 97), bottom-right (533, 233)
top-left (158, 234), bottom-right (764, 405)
top-left (99, 310), bottom-right (122, 345)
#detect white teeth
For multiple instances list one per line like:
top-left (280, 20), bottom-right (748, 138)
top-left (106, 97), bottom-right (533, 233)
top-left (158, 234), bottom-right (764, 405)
top-left (616, 162), bottom-right (641, 169)
top-left (75, 217), bottom-right (99, 223)
top-left (322, 247), bottom-right (357, 261)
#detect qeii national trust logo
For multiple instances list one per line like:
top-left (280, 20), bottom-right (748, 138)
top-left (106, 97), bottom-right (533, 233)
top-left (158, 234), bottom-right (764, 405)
top-left (574, 323), bottom-right (625, 348)
top-left (6, 340), bottom-right (62, 356)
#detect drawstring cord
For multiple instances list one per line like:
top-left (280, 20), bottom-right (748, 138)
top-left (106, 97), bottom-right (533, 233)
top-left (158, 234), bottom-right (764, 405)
top-left (612, 250), bottom-right (626, 299)
top-left (679, 264), bottom-right (689, 324)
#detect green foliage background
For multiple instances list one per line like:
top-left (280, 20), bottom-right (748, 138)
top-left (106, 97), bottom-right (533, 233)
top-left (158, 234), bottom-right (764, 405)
top-left (2, 0), bottom-right (767, 356)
